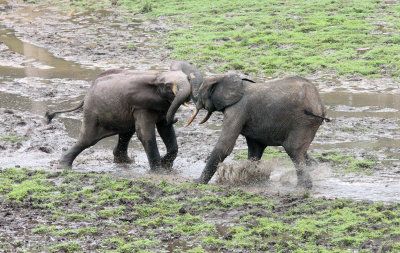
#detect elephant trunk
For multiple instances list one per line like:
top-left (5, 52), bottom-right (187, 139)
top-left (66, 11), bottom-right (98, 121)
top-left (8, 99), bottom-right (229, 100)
top-left (166, 79), bottom-right (191, 125)
top-left (188, 73), bottom-right (203, 104)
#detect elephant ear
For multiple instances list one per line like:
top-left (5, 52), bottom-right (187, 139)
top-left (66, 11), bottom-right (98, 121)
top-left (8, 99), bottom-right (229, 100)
top-left (211, 74), bottom-right (244, 111)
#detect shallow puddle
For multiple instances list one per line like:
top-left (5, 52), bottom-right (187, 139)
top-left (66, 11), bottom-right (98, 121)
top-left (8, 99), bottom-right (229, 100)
top-left (0, 28), bottom-right (100, 80)
top-left (322, 92), bottom-right (400, 118)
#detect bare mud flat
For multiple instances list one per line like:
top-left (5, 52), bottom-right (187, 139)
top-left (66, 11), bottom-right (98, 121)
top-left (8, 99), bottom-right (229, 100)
top-left (0, 0), bottom-right (400, 203)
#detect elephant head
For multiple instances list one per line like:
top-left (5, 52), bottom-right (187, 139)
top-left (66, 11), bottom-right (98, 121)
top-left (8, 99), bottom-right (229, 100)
top-left (157, 71), bottom-right (192, 125)
top-left (170, 60), bottom-right (203, 103)
top-left (185, 74), bottom-right (246, 126)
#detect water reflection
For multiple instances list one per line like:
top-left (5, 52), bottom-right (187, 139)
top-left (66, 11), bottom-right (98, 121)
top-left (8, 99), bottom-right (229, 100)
top-left (322, 92), bottom-right (400, 118)
top-left (0, 28), bottom-right (101, 80)
top-left (0, 12), bottom-right (101, 127)
top-left (0, 91), bottom-right (43, 114)
top-left (322, 92), bottom-right (400, 110)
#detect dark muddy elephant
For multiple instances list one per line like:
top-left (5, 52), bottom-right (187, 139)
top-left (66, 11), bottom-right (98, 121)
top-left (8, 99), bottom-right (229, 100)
top-left (46, 69), bottom-right (191, 172)
top-left (186, 74), bottom-right (329, 188)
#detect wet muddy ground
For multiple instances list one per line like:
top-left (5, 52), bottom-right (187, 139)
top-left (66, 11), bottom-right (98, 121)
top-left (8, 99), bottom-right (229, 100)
top-left (1, 0), bottom-right (400, 204)
top-left (1, 1), bottom-right (400, 252)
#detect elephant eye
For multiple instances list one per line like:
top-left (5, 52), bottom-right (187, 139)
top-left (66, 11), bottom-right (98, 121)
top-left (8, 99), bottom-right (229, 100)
top-left (209, 82), bottom-right (218, 94)
top-left (160, 83), bottom-right (175, 96)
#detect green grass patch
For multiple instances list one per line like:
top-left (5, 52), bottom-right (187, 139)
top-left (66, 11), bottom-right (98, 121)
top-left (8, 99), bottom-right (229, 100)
top-left (0, 135), bottom-right (28, 142)
top-left (74, 0), bottom-right (400, 78)
top-left (234, 147), bottom-right (288, 161)
top-left (48, 242), bottom-right (81, 253)
top-left (234, 147), bottom-right (377, 174)
top-left (315, 150), bottom-right (376, 174)
top-left (1, 168), bottom-right (399, 252)
top-left (48, 0), bottom-right (400, 78)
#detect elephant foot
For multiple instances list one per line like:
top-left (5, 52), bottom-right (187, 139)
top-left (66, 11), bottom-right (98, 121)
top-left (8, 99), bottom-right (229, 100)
top-left (297, 179), bottom-right (313, 189)
top-left (114, 155), bottom-right (133, 164)
top-left (296, 169), bottom-right (313, 189)
top-left (57, 162), bottom-right (72, 170)
top-left (161, 157), bottom-right (174, 171)
top-left (306, 156), bottom-right (318, 167)
top-left (296, 176), bottom-right (313, 189)
top-left (193, 177), bottom-right (208, 184)
top-left (149, 166), bottom-right (168, 174)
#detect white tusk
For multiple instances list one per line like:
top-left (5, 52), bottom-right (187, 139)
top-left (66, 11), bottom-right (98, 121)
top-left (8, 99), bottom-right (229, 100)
top-left (185, 109), bottom-right (199, 127)
top-left (199, 111), bottom-right (212, 124)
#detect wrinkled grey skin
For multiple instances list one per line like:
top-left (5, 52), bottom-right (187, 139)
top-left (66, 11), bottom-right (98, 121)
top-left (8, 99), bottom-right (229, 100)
top-left (46, 69), bottom-right (191, 172)
top-left (189, 74), bottom-right (329, 189)
top-left (170, 60), bottom-right (203, 103)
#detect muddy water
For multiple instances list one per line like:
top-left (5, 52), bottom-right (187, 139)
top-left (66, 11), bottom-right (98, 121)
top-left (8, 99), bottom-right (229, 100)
top-left (0, 25), bottom-right (103, 138)
top-left (0, 29), bottom-right (99, 80)
top-left (318, 92), bottom-right (400, 149)
top-left (0, 2), bottom-right (399, 202)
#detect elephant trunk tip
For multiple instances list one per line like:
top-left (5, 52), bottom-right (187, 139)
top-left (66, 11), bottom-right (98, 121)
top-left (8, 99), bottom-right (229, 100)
top-left (166, 117), bottom-right (179, 126)
top-left (45, 111), bottom-right (56, 124)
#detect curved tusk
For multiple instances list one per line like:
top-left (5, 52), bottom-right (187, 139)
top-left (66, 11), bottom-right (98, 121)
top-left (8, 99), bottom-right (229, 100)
top-left (185, 109), bottom-right (199, 127)
top-left (172, 82), bottom-right (178, 95)
top-left (183, 102), bottom-right (189, 107)
top-left (199, 111), bottom-right (212, 124)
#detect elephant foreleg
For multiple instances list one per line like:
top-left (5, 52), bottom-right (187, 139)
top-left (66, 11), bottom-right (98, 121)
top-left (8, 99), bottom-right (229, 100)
top-left (135, 110), bottom-right (162, 172)
top-left (195, 115), bottom-right (243, 184)
top-left (156, 121), bottom-right (178, 171)
top-left (113, 131), bottom-right (135, 164)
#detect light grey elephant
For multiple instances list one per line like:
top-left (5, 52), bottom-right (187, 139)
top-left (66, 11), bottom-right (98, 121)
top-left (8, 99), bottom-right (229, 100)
top-left (46, 69), bottom-right (191, 172)
top-left (186, 74), bottom-right (330, 188)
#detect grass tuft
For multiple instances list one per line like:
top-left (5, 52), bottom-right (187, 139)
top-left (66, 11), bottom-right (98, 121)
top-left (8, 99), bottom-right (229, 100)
top-left (0, 166), bottom-right (396, 251)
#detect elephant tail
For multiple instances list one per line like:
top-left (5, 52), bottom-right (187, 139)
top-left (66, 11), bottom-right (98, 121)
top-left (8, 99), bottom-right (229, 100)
top-left (304, 110), bottom-right (331, 122)
top-left (45, 101), bottom-right (84, 124)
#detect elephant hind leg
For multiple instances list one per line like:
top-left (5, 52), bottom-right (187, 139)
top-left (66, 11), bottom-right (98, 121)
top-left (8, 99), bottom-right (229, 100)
top-left (246, 136), bottom-right (266, 161)
top-left (283, 145), bottom-right (312, 189)
top-left (156, 121), bottom-right (178, 171)
top-left (113, 131), bottom-right (135, 164)
top-left (305, 153), bottom-right (318, 167)
top-left (58, 121), bottom-right (115, 169)
top-left (283, 127), bottom-right (319, 189)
